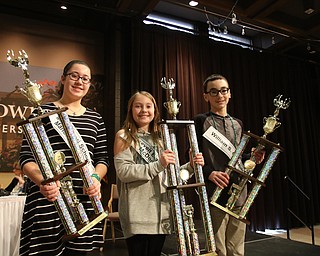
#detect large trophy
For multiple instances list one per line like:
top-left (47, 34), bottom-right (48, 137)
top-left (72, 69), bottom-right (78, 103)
top-left (160, 77), bottom-right (216, 256)
top-left (210, 95), bottom-right (290, 224)
top-left (7, 50), bottom-right (108, 238)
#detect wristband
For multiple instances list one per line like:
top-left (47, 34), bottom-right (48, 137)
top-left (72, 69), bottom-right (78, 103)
top-left (91, 173), bottom-right (101, 182)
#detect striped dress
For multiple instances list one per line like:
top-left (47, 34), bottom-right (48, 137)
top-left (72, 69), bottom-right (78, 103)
top-left (19, 103), bottom-right (109, 255)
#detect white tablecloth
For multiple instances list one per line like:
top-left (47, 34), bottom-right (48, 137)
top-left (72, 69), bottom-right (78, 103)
top-left (0, 195), bottom-right (26, 256)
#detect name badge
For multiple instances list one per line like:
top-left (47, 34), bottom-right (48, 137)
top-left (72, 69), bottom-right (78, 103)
top-left (203, 126), bottom-right (235, 159)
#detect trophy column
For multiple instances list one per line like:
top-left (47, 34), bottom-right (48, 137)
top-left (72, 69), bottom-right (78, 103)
top-left (18, 111), bottom-right (78, 235)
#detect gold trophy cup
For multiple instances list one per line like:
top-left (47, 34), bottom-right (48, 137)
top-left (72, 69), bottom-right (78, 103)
top-left (161, 77), bottom-right (181, 119)
top-left (7, 50), bottom-right (42, 110)
top-left (263, 95), bottom-right (291, 137)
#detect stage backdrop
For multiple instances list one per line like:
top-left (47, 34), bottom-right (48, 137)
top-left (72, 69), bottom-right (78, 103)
top-left (0, 60), bottom-right (61, 172)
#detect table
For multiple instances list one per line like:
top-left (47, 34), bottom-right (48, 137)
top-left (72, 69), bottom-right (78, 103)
top-left (0, 195), bottom-right (26, 256)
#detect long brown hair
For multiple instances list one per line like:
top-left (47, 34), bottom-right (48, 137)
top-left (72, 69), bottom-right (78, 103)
top-left (56, 60), bottom-right (95, 106)
top-left (122, 91), bottom-right (161, 147)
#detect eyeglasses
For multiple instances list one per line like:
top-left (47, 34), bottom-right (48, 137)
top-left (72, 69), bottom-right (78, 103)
top-left (66, 72), bottom-right (91, 84)
top-left (205, 87), bottom-right (229, 97)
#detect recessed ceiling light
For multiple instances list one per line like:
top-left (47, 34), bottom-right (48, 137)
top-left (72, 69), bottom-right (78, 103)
top-left (304, 8), bottom-right (314, 15)
top-left (61, 5), bottom-right (67, 10)
top-left (189, 1), bottom-right (198, 7)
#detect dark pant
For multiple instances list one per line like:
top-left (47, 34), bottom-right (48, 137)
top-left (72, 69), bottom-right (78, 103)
top-left (126, 234), bottom-right (166, 256)
top-left (62, 248), bottom-right (87, 256)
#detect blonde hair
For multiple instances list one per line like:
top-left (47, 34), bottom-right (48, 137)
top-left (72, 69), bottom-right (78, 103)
top-left (122, 91), bottom-right (161, 147)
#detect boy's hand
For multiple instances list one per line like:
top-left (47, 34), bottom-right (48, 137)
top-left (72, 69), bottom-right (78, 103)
top-left (208, 171), bottom-right (229, 189)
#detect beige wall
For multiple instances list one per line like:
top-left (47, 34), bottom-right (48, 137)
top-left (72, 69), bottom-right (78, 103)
top-left (0, 13), bottom-right (105, 73)
top-left (0, 13), bottom-right (106, 188)
top-left (0, 172), bottom-right (14, 189)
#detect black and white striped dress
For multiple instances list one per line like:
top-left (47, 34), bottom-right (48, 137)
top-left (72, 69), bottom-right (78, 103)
top-left (19, 103), bottom-right (109, 256)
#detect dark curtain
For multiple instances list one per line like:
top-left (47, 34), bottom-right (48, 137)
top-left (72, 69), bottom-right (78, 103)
top-left (120, 22), bottom-right (320, 231)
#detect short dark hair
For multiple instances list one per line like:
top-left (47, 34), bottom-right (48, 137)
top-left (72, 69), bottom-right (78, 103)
top-left (203, 74), bottom-right (228, 93)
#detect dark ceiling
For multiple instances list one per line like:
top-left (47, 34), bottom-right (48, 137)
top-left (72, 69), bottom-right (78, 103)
top-left (0, 0), bottom-right (319, 64)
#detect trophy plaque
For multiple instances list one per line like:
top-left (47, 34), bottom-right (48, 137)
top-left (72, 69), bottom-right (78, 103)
top-left (8, 49), bottom-right (108, 238)
top-left (210, 95), bottom-right (290, 224)
top-left (160, 77), bottom-right (217, 256)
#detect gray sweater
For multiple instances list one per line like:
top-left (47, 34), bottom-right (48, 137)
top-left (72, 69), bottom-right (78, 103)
top-left (114, 132), bottom-right (193, 238)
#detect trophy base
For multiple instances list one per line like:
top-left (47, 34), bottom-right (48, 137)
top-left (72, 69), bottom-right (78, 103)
top-left (211, 202), bottom-right (250, 225)
top-left (63, 210), bottom-right (108, 241)
top-left (166, 182), bottom-right (206, 190)
top-left (200, 251), bottom-right (218, 256)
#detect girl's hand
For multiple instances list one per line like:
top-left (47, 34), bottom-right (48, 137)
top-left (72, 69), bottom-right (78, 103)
top-left (159, 149), bottom-right (175, 168)
top-left (15, 175), bottom-right (25, 185)
top-left (40, 180), bottom-right (61, 202)
top-left (190, 152), bottom-right (205, 168)
top-left (84, 177), bottom-right (101, 199)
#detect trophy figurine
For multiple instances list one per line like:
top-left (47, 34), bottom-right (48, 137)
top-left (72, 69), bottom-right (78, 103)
top-left (7, 50), bottom-right (43, 112)
top-left (161, 77), bottom-right (181, 119)
top-left (263, 94), bottom-right (291, 137)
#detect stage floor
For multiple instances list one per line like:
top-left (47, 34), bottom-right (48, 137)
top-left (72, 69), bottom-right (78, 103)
top-left (92, 223), bottom-right (320, 256)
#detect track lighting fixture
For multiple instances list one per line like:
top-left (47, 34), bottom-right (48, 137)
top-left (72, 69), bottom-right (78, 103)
top-left (307, 43), bottom-right (311, 51)
top-left (231, 12), bottom-right (237, 24)
top-left (189, 1), bottom-right (198, 7)
top-left (241, 26), bottom-right (245, 35)
top-left (307, 43), bottom-right (316, 54)
top-left (303, 0), bottom-right (315, 14)
top-left (223, 25), bottom-right (228, 34)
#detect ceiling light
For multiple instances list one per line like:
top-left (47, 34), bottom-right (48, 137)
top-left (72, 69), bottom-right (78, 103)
top-left (307, 43), bottom-right (311, 51)
top-left (208, 23), bottom-right (212, 32)
top-left (304, 8), bottom-right (314, 14)
top-left (241, 26), bottom-right (245, 36)
top-left (231, 13), bottom-right (237, 24)
top-left (303, 0), bottom-right (315, 14)
top-left (61, 5), bottom-right (67, 10)
top-left (223, 25), bottom-right (228, 34)
top-left (307, 43), bottom-right (316, 54)
top-left (189, 1), bottom-right (198, 7)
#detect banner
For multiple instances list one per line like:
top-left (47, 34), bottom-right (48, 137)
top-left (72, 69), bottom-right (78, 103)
top-left (0, 61), bottom-right (60, 172)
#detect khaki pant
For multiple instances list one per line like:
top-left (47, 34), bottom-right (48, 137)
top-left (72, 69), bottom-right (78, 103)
top-left (211, 206), bottom-right (246, 256)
